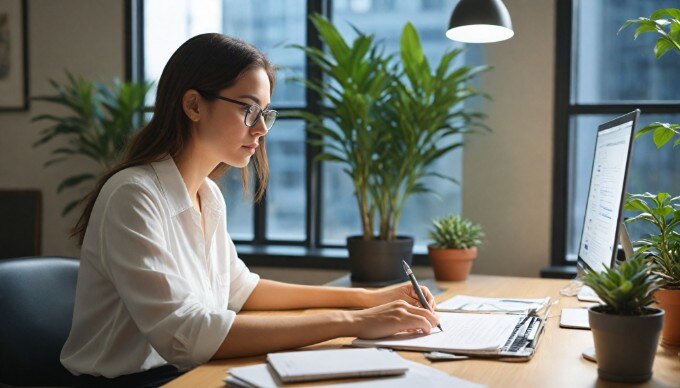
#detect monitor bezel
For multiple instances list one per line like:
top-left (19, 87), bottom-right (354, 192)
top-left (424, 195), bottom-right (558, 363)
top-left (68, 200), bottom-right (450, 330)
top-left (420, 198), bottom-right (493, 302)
top-left (576, 109), bottom-right (640, 274)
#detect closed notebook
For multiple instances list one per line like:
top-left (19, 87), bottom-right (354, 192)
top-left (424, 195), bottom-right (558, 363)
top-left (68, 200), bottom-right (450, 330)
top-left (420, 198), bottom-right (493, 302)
top-left (266, 348), bottom-right (408, 383)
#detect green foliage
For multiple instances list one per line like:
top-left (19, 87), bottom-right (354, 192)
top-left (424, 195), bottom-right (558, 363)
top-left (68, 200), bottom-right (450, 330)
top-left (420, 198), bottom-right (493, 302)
top-left (32, 72), bottom-right (152, 215)
top-left (620, 8), bottom-right (680, 291)
top-left (624, 192), bottom-right (680, 289)
top-left (428, 215), bottom-right (484, 250)
top-left (620, 8), bottom-right (680, 149)
top-left (633, 122), bottom-right (680, 149)
top-left (288, 14), bottom-right (489, 240)
top-left (582, 256), bottom-right (661, 315)
top-left (619, 8), bottom-right (680, 59)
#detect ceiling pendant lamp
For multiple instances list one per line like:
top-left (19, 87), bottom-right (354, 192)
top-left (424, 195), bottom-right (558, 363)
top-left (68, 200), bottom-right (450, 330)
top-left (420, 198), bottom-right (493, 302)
top-left (446, 0), bottom-right (514, 43)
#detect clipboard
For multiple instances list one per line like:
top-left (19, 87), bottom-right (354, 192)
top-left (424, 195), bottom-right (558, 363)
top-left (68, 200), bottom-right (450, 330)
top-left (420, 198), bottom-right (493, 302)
top-left (353, 301), bottom-right (552, 362)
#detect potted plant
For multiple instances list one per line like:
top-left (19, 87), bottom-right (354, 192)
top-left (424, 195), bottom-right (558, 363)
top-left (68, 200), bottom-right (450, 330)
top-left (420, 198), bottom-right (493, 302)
top-left (582, 256), bottom-right (664, 383)
top-left (427, 215), bottom-right (484, 281)
top-left (624, 193), bottom-right (680, 346)
top-left (32, 72), bottom-right (152, 215)
top-left (290, 15), bottom-right (488, 284)
top-left (620, 8), bottom-right (680, 347)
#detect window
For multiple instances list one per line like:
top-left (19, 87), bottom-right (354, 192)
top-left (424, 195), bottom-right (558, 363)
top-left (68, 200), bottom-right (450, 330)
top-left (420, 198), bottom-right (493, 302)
top-left (135, 0), bottom-right (467, 258)
top-left (553, 0), bottom-right (680, 265)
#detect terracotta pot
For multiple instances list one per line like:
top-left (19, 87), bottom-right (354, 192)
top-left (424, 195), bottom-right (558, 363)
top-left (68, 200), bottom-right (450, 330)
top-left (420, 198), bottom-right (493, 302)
top-left (427, 246), bottom-right (477, 281)
top-left (655, 288), bottom-right (680, 347)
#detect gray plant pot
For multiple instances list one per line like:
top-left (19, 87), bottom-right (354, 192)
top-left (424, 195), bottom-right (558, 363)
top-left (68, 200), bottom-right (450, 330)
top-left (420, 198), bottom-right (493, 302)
top-left (346, 236), bottom-right (414, 286)
top-left (588, 306), bottom-right (664, 383)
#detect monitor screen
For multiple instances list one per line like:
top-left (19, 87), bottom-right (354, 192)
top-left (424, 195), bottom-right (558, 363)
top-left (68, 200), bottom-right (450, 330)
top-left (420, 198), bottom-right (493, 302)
top-left (577, 110), bottom-right (638, 273)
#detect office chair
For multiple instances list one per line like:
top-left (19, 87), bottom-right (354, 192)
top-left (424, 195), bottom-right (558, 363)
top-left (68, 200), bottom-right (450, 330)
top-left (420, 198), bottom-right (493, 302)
top-left (0, 257), bottom-right (79, 386)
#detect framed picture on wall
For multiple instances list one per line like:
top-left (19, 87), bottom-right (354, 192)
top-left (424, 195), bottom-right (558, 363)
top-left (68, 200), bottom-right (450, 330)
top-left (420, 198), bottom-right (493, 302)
top-left (0, 0), bottom-right (27, 110)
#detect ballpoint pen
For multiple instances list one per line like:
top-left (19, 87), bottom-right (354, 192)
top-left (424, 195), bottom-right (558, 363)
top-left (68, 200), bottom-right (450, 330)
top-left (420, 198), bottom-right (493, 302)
top-left (402, 260), bottom-right (443, 332)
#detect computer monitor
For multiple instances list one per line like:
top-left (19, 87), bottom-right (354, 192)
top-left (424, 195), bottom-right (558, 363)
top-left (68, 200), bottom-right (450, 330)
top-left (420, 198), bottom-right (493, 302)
top-left (576, 110), bottom-right (639, 276)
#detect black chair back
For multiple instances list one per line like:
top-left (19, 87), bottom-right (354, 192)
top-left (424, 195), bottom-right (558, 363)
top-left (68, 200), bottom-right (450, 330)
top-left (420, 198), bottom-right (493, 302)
top-left (0, 257), bottom-right (79, 386)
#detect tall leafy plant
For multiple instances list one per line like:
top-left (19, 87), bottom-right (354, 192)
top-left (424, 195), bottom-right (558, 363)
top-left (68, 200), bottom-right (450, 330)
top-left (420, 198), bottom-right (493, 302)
top-left (620, 8), bottom-right (680, 289)
top-left (290, 15), bottom-right (488, 241)
top-left (373, 23), bottom-right (489, 239)
top-left (33, 72), bottom-right (152, 215)
top-left (288, 14), bottom-right (393, 240)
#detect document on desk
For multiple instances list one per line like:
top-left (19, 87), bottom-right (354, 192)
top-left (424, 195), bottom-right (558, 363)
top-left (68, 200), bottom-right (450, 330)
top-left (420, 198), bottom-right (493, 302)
top-left (436, 295), bottom-right (550, 315)
top-left (329, 360), bottom-right (485, 388)
top-left (353, 313), bottom-right (522, 355)
top-left (225, 359), bottom-right (484, 388)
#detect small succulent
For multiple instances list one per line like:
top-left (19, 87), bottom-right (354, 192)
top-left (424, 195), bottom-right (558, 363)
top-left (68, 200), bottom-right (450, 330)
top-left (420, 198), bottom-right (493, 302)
top-left (582, 255), bottom-right (662, 315)
top-left (428, 215), bottom-right (484, 250)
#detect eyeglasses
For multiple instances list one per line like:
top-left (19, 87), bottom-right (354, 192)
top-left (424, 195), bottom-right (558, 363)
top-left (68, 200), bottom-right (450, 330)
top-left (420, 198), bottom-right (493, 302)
top-left (197, 91), bottom-right (277, 130)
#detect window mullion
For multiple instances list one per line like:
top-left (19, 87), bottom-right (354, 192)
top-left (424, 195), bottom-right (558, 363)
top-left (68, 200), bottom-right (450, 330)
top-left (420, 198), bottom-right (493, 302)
top-left (551, 0), bottom-right (573, 266)
top-left (303, 0), bottom-right (329, 249)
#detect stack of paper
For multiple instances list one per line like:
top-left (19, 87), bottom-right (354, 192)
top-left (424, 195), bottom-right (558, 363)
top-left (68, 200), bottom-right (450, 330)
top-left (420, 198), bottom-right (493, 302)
top-left (353, 313), bottom-right (521, 355)
top-left (329, 360), bottom-right (484, 387)
top-left (436, 295), bottom-right (550, 315)
top-left (224, 349), bottom-right (483, 387)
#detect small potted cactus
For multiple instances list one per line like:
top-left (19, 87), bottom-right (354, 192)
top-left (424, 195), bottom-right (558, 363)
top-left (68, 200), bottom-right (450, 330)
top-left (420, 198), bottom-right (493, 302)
top-left (427, 215), bottom-right (484, 281)
top-left (582, 256), bottom-right (664, 383)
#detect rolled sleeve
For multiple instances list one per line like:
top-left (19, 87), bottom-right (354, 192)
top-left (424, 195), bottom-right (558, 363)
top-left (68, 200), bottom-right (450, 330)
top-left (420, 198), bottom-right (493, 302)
top-left (226, 237), bottom-right (260, 312)
top-left (100, 183), bottom-right (233, 368)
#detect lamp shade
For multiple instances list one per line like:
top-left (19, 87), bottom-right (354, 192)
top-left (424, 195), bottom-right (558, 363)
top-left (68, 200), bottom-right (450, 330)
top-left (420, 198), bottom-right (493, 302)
top-left (446, 0), bottom-right (514, 43)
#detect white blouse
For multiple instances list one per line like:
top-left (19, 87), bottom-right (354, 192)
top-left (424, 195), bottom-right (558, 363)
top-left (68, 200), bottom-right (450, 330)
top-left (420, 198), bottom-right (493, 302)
top-left (60, 156), bottom-right (260, 378)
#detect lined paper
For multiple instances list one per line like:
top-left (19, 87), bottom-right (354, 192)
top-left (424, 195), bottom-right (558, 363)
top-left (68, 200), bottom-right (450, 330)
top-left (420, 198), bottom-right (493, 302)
top-left (353, 313), bottom-right (521, 354)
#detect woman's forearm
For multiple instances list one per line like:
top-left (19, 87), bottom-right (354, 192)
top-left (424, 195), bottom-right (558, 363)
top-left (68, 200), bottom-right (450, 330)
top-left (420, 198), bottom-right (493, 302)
top-left (212, 311), bottom-right (354, 359)
top-left (242, 279), bottom-right (371, 310)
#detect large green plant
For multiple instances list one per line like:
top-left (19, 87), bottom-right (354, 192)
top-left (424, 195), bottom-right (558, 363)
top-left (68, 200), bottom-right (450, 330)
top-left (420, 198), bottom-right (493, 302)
top-left (620, 8), bottom-right (680, 290)
top-left (288, 14), bottom-right (393, 240)
top-left (290, 15), bottom-right (488, 241)
top-left (625, 193), bottom-right (680, 289)
top-left (582, 255), bottom-right (661, 315)
top-left (620, 8), bottom-right (680, 149)
top-left (32, 72), bottom-right (151, 215)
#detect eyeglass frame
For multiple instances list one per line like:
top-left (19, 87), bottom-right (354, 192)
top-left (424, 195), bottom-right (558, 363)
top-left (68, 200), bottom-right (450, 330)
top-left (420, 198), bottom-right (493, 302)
top-left (196, 90), bottom-right (277, 130)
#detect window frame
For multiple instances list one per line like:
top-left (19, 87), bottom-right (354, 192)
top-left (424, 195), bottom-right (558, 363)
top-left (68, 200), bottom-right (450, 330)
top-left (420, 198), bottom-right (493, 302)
top-left (550, 0), bottom-right (680, 270)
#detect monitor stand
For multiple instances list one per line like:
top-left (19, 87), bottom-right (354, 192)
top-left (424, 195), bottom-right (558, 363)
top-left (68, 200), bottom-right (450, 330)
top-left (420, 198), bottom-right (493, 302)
top-left (561, 223), bottom-right (633, 302)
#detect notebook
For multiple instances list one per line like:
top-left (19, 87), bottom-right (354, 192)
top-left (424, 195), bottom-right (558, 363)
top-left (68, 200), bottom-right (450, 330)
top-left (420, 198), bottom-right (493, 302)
top-left (265, 348), bottom-right (408, 383)
top-left (354, 296), bottom-right (551, 360)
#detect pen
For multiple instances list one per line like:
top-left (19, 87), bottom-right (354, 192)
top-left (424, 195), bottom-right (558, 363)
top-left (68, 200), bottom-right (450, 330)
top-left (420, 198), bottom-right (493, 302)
top-left (402, 260), bottom-right (443, 332)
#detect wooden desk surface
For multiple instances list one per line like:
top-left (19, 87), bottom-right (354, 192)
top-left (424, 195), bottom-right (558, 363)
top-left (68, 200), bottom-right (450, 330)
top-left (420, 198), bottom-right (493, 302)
top-left (164, 275), bottom-right (680, 387)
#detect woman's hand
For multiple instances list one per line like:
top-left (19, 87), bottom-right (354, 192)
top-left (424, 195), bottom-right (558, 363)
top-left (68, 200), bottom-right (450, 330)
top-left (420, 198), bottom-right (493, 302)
top-left (348, 300), bottom-right (440, 339)
top-left (363, 284), bottom-right (437, 310)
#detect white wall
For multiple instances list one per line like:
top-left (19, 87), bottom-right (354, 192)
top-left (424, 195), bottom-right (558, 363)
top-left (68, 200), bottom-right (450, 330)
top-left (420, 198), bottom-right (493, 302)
top-left (0, 0), bottom-right (125, 258)
top-left (0, 0), bottom-right (558, 283)
top-left (463, 0), bottom-right (556, 277)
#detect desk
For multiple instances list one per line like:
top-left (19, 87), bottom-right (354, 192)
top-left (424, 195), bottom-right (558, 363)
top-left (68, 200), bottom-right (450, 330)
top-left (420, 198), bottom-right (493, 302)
top-left (164, 275), bottom-right (680, 387)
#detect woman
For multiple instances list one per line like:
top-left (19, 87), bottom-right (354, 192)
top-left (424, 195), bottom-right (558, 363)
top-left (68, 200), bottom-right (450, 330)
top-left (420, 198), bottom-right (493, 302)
top-left (60, 33), bottom-right (439, 386)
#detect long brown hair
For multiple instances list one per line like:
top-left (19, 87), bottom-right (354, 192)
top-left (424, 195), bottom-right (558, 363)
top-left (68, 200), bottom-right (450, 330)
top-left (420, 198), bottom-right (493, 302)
top-left (71, 33), bottom-right (275, 245)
